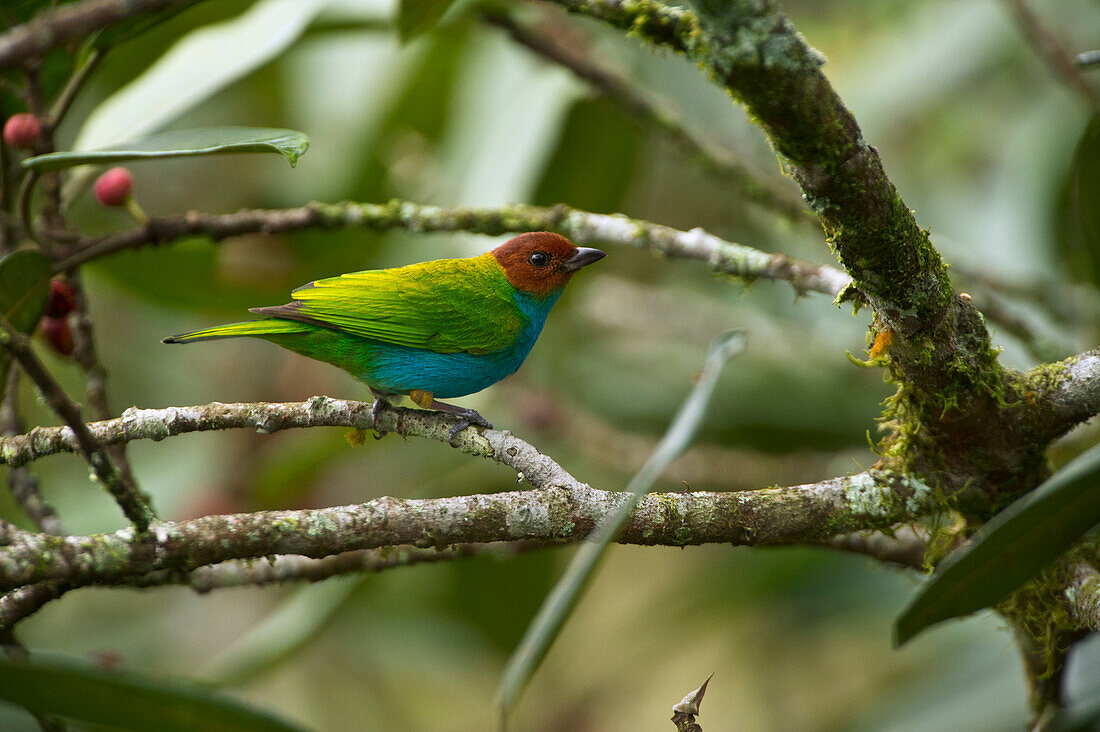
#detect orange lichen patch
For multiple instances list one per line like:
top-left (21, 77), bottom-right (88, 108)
top-left (491, 232), bottom-right (579, 297)
top-left (870, 329), bottom-right (894, 359)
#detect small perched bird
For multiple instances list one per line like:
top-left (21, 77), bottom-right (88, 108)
top-left (164, 232), bottom-right (605, 442)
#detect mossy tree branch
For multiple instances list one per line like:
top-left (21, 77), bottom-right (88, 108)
top-left (0, 475), bottom-right (933, 594)
top-left (539, 0), bottom-right (1080, 511)
top-left (544, 0), bottom-right (958, 345)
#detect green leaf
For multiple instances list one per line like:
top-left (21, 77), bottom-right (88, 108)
top-left (72, 0), bottom-right (327, 151)
top-left (22, 126), bottom-right (310, 172)
top-left (894, 442), bottom-right (1100, 646)
top-left (0, 250), bottom-right (52, 335)
top-left (1075, 114), bottom-right (1100, 259)
top-left (533, 99), bottom-right (642, 215)
top-left (397, 0), bottom-right (460, 41)
top-left (0, 250), bottom-right (53, 401)
top-left (496, 331), bottom-right (746, 721)
top-left (1055, 114), bottom-right (1100, 286)
top-left (89, 0), bottom-right (208, 52)
top-left (1054, 633), bottom-right (1100, 731)
top-left (0, 654), bottom-right (306, 732)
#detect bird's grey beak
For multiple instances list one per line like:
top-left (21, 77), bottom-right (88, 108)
top-left (561, 247), bottom-right (606, 272)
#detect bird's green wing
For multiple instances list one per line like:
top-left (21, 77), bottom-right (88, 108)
top-left (257, 256), bottom-right (521, 354)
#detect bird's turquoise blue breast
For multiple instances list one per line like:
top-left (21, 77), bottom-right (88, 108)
top-left (330, 289), bottom-right (563, 398)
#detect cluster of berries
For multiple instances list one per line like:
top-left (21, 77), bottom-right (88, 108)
top-left (41, 280), bottom-right (77, 357)
top-left (4, 113), bottom-right (144, 357)
top-left (4, 114), bottom-right (135, 207)
top-left (3, 112), bottom-right (144, 358)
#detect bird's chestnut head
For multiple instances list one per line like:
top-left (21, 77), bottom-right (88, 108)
top-left (491, 232), bottom-right (605, 297)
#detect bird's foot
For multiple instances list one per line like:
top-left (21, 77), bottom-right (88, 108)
top-left (445, 408), bottom-right (493, 447)
top-left (370, 392), bottom-right (390, 439)
top-left (407, 390), bottom-right (493, 446)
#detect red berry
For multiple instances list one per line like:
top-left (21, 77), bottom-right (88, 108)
top-left (2, 114), bottom-right (41, 149)
top-left (93, 167), bottom-right (134, 207)
top-left (45, 280), bottom-right (77, 318)
top-left (42, 317), bottom-right (73, 357)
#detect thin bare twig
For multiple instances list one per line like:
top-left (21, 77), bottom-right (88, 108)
top-left (0, 0), bottom-right (196, 71)
top-left (67, 273), bottom-right (137, 487)
top-left (45, 49), bottom-right (103, 132)
top-left (0, 582), bottom-right (69, 631)
top-left (1002, 0), bottom-right (1100, 109)
top-left (1077, 50), bottom-right (1100, 69)
top-left (0, 543), bottom-right (548, 628)
top-left (132, 541), bottom-right (549, 593)
top-left (1, 370), bottom-right (64, 535)
top-left (483, 10), bottom-right (808, 223)
top-left (0, 313), bottom-right (153, 530)
top-left (820, 525), bottom-right (928, 569)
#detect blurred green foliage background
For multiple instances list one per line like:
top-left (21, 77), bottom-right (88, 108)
top-left (4, 0), bottom-right (1100, 728)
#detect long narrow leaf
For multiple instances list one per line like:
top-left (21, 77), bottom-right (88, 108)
top-left (72, 0), bottom-right (328, 152)
top-left (495, 331), bottom-right (746, 722)
top-left (0, 654), bottom-right (306, 732)
top-left (397, 0), bottom-right (460, 41)
top-left (201, 576), bottom-right (361, 686)
top-left (895, 441), bottom-right (1100, 646)
top-left (23, 127), bottom-right (310, 172)
top-left (61, 0), bottom-right (328, 197)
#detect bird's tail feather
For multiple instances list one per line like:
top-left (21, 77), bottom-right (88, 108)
top-left (162, 319), bottom-right (308, 344)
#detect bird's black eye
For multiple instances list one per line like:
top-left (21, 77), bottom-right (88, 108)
top-left (528, 251), bottom-right (551, 268)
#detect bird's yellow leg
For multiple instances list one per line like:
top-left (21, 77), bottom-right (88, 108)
top-left (409, 389), bottom-right (434, 409)
top-left (408, 389), bottom-right (491, 445)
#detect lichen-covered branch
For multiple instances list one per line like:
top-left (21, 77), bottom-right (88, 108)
top-left (0, 582), bottom-right (69, 630)
top-left (0, 398), bottom-right (577, 487)
top-left (0, 316), bottom-right (153, 531)
top-left (0, 0), bottom-right (195, 71)
top-left (0, 469), bottom-right (935, 592)
top-left (0, 544), bottom-right (543, 628)
top-left (1066, 562), bottom-right (1100, 631)
top-left (1025, 349), bottom-right (1100, 443)
top-left (483, 10), bottom-right (808, 223)
top-left (56, 199), bottom-right (851, 295)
